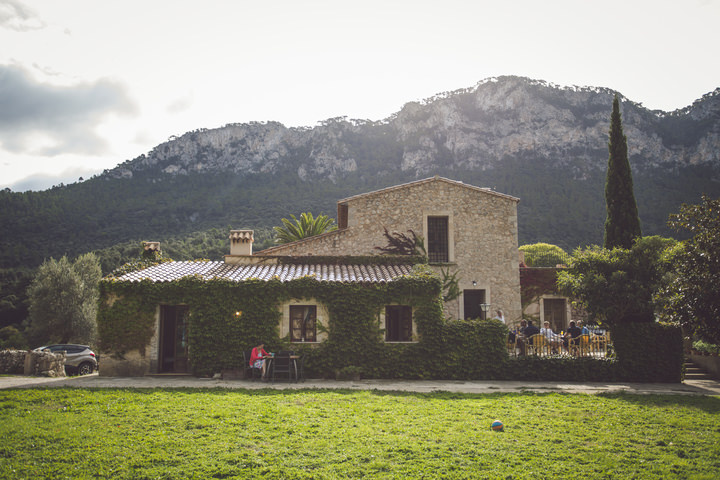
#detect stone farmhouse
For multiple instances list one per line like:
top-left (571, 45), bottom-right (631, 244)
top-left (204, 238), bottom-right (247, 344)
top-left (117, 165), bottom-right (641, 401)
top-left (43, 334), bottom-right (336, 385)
top-left (258, 176), bottom-right (522, 322)
top-left (98, 176), bottom-right (525, 376)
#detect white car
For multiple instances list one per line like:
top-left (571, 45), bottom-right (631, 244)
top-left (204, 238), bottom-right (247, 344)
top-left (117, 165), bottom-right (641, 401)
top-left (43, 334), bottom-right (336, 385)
top-left (33, 344), bottom-right (98, 375)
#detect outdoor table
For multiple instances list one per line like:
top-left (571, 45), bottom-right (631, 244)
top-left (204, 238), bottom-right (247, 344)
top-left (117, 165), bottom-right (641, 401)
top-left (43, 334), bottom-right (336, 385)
top-left (266, 355), bottom-right (300, 382)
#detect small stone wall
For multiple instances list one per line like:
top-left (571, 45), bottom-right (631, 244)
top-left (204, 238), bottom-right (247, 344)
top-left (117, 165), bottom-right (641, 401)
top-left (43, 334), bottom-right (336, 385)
top-left (22, 350), bottom-right (66, 377)
top-left (0, 349), bottom-right (27, 374)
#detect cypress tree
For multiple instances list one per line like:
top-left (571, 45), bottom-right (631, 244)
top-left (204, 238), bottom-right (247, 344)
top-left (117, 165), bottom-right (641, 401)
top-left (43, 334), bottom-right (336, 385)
top-left (604, 95), bottom-right (641, 249)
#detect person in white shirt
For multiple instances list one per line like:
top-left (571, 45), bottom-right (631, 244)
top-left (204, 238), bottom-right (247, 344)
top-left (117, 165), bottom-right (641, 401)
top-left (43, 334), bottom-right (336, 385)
top-left (494, 309), bottom-right (505, 324)
top-left (540, 321), bottom-right (562, 352)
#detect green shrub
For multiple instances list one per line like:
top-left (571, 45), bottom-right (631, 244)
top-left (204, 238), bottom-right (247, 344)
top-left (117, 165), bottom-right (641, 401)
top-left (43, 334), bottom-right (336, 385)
top-left (692, 340), bottom-right (720, 355)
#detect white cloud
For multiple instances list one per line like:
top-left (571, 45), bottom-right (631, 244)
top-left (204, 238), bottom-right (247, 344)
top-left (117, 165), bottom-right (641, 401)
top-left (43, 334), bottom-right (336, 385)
top-left (0, 0), bottom-right (45, 32)
top-left (0, 63), bottom-right (138, 155)
top-left (1, 164), bottom-right (100, 192)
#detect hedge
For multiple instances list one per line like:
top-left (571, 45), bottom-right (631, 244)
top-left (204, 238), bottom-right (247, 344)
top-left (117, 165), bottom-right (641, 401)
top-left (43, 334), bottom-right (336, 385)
top-left (612, 321), bottom-right (684, 382)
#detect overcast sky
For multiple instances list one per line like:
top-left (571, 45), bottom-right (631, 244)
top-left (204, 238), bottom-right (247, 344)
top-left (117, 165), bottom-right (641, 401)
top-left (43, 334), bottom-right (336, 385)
top-left (1, 0), bottom-right (718, 191)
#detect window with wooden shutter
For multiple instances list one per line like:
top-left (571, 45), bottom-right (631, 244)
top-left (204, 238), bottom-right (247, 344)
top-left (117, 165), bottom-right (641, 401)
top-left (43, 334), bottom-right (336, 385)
top-left (385, 305), bottom-right (413, 342)
top-left (290, 305), bottom-right (317, 342)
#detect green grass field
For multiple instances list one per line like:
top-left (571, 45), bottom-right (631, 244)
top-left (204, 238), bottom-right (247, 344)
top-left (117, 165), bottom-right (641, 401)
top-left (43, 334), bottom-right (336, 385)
top-left (1, 388), bottom-right (719, 479)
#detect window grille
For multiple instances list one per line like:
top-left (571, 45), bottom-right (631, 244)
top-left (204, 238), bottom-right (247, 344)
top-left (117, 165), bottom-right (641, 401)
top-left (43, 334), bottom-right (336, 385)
top-left (427, 216), bottom-right (449, 263)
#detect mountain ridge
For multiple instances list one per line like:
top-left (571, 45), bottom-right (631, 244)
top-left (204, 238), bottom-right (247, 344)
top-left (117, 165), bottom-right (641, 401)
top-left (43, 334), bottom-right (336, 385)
top-left (2, 75), bottom-right (720, 273)
top-left (103, 75), bottom-right (720, 184)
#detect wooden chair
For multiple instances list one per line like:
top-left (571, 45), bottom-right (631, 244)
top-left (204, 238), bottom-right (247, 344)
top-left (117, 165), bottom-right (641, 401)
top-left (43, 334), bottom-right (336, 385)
top-left (271, 351), bottom-right (294, 383)
top-left (296, 354), bottom-right (306, 382)
top-left (243, 350), bottom-right (261, 380)
top-left (507, 335), bottom-right (518, 357)
top-left (575, 334), bottom-right (591, 357)
top-left (591, 334), bottom-right (607, 357)
top-left (526, 334), bottom-right (551, 356)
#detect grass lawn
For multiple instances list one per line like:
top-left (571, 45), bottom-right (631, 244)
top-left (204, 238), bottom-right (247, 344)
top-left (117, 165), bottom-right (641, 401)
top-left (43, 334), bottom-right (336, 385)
top-left (1, 388), bottom-right (719, 479)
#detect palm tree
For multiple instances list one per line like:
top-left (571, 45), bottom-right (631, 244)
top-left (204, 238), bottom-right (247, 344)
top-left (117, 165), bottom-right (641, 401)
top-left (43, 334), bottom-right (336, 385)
top-left (273, 212), bottom-right (337, 244)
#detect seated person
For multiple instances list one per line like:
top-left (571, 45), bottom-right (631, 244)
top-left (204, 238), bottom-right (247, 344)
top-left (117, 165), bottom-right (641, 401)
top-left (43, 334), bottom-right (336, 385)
top-left (566, 321), bottom-right (582, 339)
top-left (249, 342), bottom-right (272, 380)
top-left (515, 320), bottom-right (528, 354)
top-left (519, 320), bottom-right (541, 354)
top-left (524, 320), bottom-right (540, 339)
top-left (540, 321), bottom-right (562, 352)
top-left (565, 321), bottom-right (583, 351)
top-left (540, 321), bottom-right (563, 353)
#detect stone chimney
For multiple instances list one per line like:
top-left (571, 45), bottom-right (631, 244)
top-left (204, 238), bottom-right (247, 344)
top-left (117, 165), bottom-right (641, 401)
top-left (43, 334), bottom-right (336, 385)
top-left (143, 241), bottom-right (161, 253)
top-left (142, 241), bottom-right (161, 260)
top-left (229, 230), bottom-right (253, 256)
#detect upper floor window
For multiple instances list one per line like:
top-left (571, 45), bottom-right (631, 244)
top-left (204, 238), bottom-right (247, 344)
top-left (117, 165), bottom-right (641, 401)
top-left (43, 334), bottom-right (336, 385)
top-left (427, 216), bottom-right (449, 263)
top-left (385, 305), bottom-right (413, 342)
top-left (290, 305), bottom-right (316, 342)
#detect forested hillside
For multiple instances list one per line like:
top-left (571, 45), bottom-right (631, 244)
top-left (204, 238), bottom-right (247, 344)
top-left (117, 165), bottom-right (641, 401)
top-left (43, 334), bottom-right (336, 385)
top-left (1, 76), bottom-right (719, 330)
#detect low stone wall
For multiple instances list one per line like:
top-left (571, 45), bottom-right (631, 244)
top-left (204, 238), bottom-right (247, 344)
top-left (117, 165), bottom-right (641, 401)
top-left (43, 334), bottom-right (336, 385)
top-left (689, 353), bottom-right (720, 380)
top-left (23, 350), bottom-right (66, 377)
top-left (99, 350), bottom-right (149, 377)
top-left (0, 349), bottom-right (27, 374)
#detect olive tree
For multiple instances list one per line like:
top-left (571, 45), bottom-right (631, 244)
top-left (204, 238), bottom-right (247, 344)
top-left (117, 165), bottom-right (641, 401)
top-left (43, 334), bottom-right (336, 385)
top-left (26, 253), bottom-right (102, 346)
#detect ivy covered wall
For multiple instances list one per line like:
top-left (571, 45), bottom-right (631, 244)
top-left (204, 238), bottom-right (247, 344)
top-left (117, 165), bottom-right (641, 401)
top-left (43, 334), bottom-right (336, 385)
top-left (99, 264), bottom-right (512, 378)
top-left (98, 263), bottom-right (680, 382)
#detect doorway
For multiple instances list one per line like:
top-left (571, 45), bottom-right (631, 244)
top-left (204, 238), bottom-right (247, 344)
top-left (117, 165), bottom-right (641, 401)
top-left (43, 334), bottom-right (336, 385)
top-left (159, 305), bottom-right (190, 373)
top-left (463, 289), bottom-right (487, 320)
top-left (543, 298), bottom-right (567, 331)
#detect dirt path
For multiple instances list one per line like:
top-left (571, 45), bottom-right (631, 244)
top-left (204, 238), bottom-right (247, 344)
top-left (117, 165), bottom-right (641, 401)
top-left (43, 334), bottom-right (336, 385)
top-left (2, 373), bottom-right (720, 396)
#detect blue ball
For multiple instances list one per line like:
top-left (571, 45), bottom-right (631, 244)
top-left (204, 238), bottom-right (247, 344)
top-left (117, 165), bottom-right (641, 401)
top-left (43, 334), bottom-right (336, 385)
top-left (491, 419), bottom-right (504, 431)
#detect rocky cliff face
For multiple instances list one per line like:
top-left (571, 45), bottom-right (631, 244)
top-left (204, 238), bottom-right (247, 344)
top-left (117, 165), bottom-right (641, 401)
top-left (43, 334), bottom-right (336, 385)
top-left (108, 76), bottom-right (720, 183)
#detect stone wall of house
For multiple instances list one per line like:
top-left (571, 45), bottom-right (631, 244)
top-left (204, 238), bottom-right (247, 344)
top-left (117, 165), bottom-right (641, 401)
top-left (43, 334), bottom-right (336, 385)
top-left (0, 349), bottom-right (27, 374)
top-left (260, 178), bottom-right (522, 323)
top-left (99, 350), bottom-right (149, 377)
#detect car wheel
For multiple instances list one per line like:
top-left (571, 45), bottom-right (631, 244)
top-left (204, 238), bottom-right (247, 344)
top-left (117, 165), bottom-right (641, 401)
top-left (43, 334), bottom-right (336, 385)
top-left (77, 362), bottom-right (94, 375)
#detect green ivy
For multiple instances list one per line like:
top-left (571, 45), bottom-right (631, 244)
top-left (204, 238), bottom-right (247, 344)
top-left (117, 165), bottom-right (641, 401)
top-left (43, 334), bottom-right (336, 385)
top-left (98, 266), bottom-right (676, 381)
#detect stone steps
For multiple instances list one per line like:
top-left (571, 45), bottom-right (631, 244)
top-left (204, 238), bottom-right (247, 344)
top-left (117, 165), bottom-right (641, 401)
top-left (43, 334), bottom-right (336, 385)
top-left (684, 359), bottom-right (713, 380)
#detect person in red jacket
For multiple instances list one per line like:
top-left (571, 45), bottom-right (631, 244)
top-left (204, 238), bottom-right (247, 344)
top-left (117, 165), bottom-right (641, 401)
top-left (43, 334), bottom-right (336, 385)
top-left (249, 343), bottom-right (272, 379)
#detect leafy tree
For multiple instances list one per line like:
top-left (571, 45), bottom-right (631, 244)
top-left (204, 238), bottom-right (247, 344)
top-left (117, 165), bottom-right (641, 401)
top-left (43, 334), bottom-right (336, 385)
top-left (519, 243), bottom-right (569, 267)
top-left (273, 212), bottom-right (337, 244)
top-left (557, 236), bottom-right (675, 326)
top-left (0, 325), bottom-right (28, 350)
top-left (661, 195), bottom-right (720, 344)
top-left (604, 95), bottom-right (641, 249)
top-left (26, 253), bottom-right (102, 346)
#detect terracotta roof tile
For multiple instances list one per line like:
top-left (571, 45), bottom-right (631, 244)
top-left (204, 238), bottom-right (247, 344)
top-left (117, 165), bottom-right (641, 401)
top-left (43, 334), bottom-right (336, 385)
top-left (111, 261), bottom-right (414, 284)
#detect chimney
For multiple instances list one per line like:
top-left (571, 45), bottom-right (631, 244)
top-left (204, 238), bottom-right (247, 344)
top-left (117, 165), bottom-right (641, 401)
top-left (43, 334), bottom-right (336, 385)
top-left (229, 230), bottom-right (253, 256)
top-left (142, 241), bottom-right (161, 260)
top-left (143, 241), bottom-right (161, 253)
